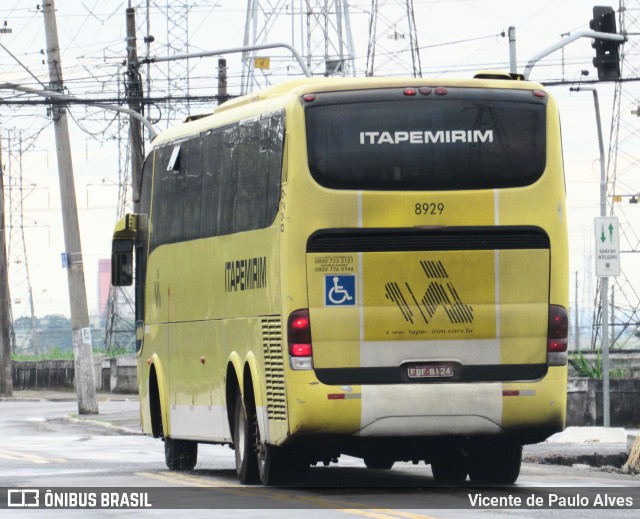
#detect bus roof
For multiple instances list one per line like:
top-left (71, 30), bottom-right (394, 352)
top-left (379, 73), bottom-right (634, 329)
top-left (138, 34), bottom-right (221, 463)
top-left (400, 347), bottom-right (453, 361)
top-left (216, 74), bottom-right (545, 113)
top-left (151, 74), bottom-right (547, 147)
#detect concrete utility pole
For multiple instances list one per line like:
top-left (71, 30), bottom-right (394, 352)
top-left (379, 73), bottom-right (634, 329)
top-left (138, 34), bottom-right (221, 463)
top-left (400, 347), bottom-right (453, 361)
top-left (508, 26), bottom-right (517, 75)
top-left (0, 140), bottom-right (12, 397)
top-left (125, 5), bottom-right (144, 212)
top-left (218, 58), bottom-right (229, 105)
top-left (42, 0), bottom-right (98, 414)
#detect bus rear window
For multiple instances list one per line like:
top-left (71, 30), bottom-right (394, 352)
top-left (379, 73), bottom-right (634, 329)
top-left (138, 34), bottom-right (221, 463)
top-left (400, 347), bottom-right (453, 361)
top-left (305, 90), bottom-right (546, 190)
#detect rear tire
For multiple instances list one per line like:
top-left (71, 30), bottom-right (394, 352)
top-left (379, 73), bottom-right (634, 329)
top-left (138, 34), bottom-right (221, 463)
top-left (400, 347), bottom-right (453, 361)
top-left (431, 458), bottom-right (468, 483)
top-left (164, 437), bottom-right (197, 471)
top-left (468, 443), bottom-right (522, 484)
top-left (430, 448), bottom-right (468, 482)
top-left (257, 434), bottom-right (309, 485)
top-left (234, 392), bottom-right (259, 484)
top-left (258, 444), bottom-right (294, 486)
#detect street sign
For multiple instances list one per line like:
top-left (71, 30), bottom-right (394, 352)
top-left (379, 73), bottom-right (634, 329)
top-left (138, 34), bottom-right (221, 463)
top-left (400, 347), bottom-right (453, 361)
top-left (594, 216), bottom-right (620, 277)
top-left (254, 57), bottom-right (270, 70)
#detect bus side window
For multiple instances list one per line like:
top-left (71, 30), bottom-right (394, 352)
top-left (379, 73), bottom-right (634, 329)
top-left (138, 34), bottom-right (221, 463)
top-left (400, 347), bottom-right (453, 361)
top-left (111, 239), bottom-right (134, 287)
top-left (183, 137), bottom-right (204, 241)
top-left (201, 131), bottom-right (222, 238)
top-left (235, 121), bottom-right (265, 232)
top-left (263, 114), bottom-right (284, 226)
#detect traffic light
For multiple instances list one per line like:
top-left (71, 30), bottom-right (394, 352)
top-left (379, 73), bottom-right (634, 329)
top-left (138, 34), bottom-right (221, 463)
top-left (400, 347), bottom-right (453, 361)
top-left (590, 6), bottom-right (621, 81)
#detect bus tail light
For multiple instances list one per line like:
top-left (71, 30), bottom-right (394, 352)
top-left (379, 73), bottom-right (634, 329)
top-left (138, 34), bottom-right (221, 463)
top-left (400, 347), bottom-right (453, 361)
top-left (288, 309), bottom-right (313, 370)
top-left (547, 305), bottom-right (568, 366)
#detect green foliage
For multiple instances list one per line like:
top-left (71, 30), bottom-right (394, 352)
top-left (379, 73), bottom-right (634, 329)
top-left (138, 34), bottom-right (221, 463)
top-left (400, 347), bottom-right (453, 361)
top-left (92, 346), bottom-right (131, 357)
top-left (569, 350), bottom-right (602, 377)
top-left (569, 350), bottom-right (626, 378)
top-left (14, 314), bottom-right (73, 352)
top-left (12, 347), bottom-right (74, 361)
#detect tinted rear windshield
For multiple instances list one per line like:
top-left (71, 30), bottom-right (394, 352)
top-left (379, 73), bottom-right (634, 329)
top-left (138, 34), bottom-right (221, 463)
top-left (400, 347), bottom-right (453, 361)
top-left (304, 88), bottom-right (547, 190)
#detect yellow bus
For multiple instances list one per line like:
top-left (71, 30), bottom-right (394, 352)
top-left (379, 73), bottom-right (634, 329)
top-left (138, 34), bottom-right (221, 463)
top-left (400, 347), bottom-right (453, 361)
top-left (112, 74), bottom-right (569, 485)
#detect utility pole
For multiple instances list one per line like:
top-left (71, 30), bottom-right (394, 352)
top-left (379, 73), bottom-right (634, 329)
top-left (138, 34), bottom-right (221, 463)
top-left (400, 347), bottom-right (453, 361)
top-left (508, 26), bottom-right (517, 74)
top-left (42, 0), bottom-right (98, 414)
top-left (125, 5), bottom-right (144, 212)
top-left (574, 271), bottom-right (580, 350)
top-left (0, 137), bottom-right (13, 397)
top-left (218, 58), bottom-right (229, 105)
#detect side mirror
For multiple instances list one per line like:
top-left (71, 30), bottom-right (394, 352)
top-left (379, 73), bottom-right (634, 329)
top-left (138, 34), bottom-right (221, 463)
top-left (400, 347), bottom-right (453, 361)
top-left (111, 239), bottom-right (134, 286)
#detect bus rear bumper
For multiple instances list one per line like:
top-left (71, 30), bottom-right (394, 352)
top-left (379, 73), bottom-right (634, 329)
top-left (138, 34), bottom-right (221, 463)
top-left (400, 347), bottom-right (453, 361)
top-left (286, 367), bottom-right (566, 443)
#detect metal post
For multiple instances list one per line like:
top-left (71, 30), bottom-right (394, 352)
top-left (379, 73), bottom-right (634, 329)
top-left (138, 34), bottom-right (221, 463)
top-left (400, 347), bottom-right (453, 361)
top-left (571, 85), bottom-right (609, 427)
top-left (43, 0), bottom-right (98, 414)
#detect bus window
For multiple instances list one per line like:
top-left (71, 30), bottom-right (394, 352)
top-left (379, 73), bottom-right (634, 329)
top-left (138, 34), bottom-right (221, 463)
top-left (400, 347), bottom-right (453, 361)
top-left (111, 238), bottom-right (133, 287)
top-left (305, 88), bottom-right (546, 191)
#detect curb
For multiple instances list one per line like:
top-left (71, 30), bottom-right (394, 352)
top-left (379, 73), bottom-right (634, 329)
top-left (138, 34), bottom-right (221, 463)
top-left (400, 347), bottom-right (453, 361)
top-left (523, 451), bottom-right (628, 468)
top-left (62, 415), bottom-right (142, 436)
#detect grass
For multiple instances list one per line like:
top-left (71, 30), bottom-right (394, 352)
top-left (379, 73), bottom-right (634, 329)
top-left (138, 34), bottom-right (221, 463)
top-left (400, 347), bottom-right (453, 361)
top-left (569, 350), bottom-right (626, 378)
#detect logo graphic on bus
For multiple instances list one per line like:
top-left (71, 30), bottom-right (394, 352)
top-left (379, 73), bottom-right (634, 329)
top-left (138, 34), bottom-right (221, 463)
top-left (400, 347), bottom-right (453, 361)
top-left (325, 275), bottom-right (356, 306)
top-left (385, 260), bottom-right (473, 324)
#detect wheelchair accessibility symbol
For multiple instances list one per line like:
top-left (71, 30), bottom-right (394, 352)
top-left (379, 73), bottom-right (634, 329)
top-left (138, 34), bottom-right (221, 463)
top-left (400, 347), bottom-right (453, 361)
top-left (325, 275), bottom-right (356, 306)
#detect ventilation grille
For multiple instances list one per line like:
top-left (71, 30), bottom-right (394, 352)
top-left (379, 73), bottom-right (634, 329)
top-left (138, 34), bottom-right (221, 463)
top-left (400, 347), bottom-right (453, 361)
top-left (307, 226), bottom-right (550, 253)
top-left (262, 317), bottom-right (287, 421)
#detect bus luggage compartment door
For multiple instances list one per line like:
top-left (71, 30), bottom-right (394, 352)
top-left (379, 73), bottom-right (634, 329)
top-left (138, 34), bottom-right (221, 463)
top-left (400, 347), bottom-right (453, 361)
top-left (305, 227), bottom-right (551, 386)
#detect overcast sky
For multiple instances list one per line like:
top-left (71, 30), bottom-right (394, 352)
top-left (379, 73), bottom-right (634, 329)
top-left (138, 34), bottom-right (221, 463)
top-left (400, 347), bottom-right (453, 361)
top-left (0, 1), bottom-right (637, 341)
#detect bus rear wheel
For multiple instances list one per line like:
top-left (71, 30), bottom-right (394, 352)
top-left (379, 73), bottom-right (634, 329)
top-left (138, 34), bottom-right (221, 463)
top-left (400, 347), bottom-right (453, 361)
top-left (234, 392), bottom-right (260, 484)
top-left (468, 443), bottom-right (522, 484)
top-left (164, 437), bottom-right (197, 471)
top-left (431, 454), bottom-right (468, 483)
top-left (258, 444), bottom-right (293, 485)
top-left (256, 435), bottom-right (309, 485)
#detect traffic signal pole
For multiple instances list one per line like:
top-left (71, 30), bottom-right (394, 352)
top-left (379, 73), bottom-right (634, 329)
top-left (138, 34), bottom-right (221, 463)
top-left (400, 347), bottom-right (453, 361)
top-left (522, 29), bottom-right (625, 79)
top-left (570, 85), bottom-right (611, 427)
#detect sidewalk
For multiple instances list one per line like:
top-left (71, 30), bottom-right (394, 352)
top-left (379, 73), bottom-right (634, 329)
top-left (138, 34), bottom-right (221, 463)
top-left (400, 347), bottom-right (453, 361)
top-left (523, 427), bottom-right (637, 470)
top-left (2, 389), bottom-right (142, 434)
top-left (3, 390), bottom-right (637, 471)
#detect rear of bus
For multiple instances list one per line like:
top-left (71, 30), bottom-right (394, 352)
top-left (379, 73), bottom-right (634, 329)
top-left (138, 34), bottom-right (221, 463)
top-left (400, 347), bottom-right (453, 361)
top-left (280, 76), bottom-right (568, 482)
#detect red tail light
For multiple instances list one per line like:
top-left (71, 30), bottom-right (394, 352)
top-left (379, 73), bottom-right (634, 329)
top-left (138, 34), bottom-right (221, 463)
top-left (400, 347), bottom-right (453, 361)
top-left (288, 309), bottom-right (313, 370)
top-left (547, 305), bottom-right (568, 366)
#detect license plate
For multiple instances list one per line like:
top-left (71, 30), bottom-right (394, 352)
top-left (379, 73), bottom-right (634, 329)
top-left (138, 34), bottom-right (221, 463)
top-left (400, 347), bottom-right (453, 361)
top-left (407, 364), bottom-right (454, 379)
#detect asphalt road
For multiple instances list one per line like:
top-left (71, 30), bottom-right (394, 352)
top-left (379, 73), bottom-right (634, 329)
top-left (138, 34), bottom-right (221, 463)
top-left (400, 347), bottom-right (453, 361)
top-left (0, 396), bottom-right (638, 518)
